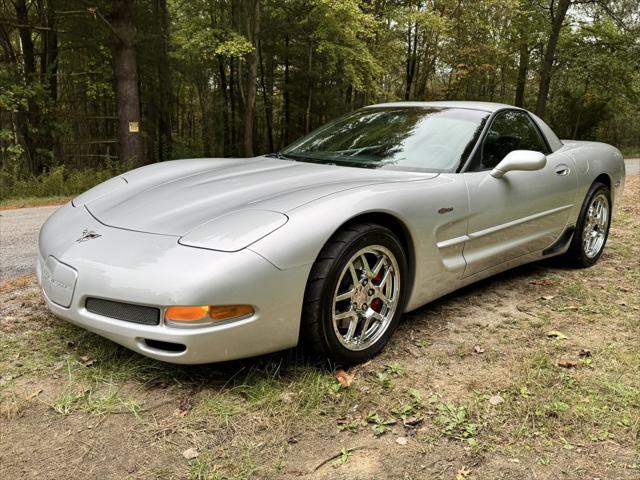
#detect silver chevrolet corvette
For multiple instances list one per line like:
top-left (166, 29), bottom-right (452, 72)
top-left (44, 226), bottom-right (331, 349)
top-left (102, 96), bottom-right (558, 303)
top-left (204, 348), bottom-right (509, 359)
top-left (38, 101), bottom-right (625, 365)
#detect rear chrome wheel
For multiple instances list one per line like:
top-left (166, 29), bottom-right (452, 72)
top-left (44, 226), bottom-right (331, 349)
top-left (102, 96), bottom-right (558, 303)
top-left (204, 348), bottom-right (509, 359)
top-left (332, 246), bottom-right (400, 351)
top-left (301, 223), bottom-right (407, 365)
top-left (582, 193), bottom-right (609, 258)
top-left (564, 181), bottom-right (611, 268)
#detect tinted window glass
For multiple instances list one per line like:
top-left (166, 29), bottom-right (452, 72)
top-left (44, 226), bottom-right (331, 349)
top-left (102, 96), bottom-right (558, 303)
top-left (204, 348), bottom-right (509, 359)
top-left (481, 111), bottom-right (548, 169)
top-left (282, 107), bottom-right (489, 172)
top-left (530, 112), bottom-right (563, 151)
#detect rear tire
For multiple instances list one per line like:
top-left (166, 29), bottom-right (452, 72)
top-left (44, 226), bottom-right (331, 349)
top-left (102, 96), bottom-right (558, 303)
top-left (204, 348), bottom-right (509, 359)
top-left (564, 182), bottom-right (611, 268)
top-left (301, 223), bottom-right (408, 365)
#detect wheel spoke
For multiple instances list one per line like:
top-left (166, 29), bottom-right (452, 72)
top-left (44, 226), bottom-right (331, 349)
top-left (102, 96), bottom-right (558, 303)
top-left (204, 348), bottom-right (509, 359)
top-left (335, 289), bottom-right (355, 302)
top-left (334, 310), bottom-right (355, 321)
top-left (359, 254), bottom-right (373, 277)
top-left (377, 268), bottom-right (391, 288)
top-left (348, 264), bottom-right (359, 285)
top-left (372, 256), bottom-right (387, 276)
top-left (344, 316), bottom-right (359, 342)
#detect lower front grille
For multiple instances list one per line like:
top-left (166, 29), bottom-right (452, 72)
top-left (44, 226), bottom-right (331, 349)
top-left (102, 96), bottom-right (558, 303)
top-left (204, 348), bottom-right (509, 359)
top-left (85, 298), bottom-right (160, 325)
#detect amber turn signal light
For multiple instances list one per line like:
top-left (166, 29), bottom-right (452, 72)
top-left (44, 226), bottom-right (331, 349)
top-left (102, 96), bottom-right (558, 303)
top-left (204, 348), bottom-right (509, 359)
top-left (165, 305), bottom-right (254, 324)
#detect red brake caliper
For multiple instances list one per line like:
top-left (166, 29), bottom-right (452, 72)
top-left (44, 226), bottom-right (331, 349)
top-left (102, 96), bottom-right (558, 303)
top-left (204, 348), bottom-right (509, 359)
top-left (370, 269), bottom-right (384, 312)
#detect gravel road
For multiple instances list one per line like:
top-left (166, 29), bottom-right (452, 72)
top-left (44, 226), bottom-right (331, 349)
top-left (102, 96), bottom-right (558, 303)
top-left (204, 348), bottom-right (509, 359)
top-left (0, 205), bottom-right (60, 279)
top-left (1, 158), bottom-right (638, 280)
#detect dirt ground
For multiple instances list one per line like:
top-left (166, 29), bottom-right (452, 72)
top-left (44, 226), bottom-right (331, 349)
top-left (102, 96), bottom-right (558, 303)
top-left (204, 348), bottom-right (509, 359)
top-left (1, 178), bottom-right (638, 480)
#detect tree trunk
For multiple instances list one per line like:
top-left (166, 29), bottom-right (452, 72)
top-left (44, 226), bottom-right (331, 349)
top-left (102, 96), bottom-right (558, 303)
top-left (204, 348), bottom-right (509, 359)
top-left (218, 56), bottom-right (231, 155)
top-left (258, 40), bottom-right (274, 152)
top-left (229, 58), bottom-right (236, 152)
top-left (535, 0), bottom-right (571, 118)
top-left (239, 0), bottom-right (260, 157)
top-left (404, 22), bottom-right (418, 100)
top-left (197, 83), bottom-right (211, 157)
top-left (111, 0), bottom-right (145, 167)
top-left (282, 35), bottom-right (291, 148)
top-left (304, 42), bottom-right (313, 134)
top-left (155, 0), bottom-right (172, 161)
top-left (14, 0), bottom-right (42, 174)
top-left (514, 38), bottom-right (529, 107)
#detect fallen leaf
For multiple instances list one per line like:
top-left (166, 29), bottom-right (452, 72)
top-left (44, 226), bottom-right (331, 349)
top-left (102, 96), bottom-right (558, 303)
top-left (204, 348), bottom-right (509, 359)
top-left (335, 369), bottom-right (355, 388)
top-left (541, 295), bottom-right (555, 301)
top-left (456, 466), bottom-right (472, 479)
top-left (546, 330), bottom-right (568, 340)
top-left (404, 346), bottom-right (422, 358)
top-left (395, 436), bottom-right (408, 445)
top-left (179, 397), bottom-right (192, 410)
top-left (473, 345), bottom-right (485, 354)
top-left (489, 394), bottom-right (504, 406)
top-left (558, 359), bottom-right (577, 368)
top-left (560, 305), bottom-right (579, 311)
top-left (174, 397), bottom-right (193, 417)
top-left (403, 416), bottom-right (423, 427)
top-left (182, 447), bottom-right (199, 460)
top-left (79, 355), bottom-right (95, 367)
top-left (26, 389), bottom-right (43, 400)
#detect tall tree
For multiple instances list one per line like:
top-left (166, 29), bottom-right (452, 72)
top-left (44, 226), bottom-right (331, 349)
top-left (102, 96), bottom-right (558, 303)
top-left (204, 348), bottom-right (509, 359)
top-left (535, 0), bottom-right (571, 117)
top-left (155, 0), bottom-right (172, 161)
top-left (238, 0), bottom-right (260, 157)
top-left (110, 0), bottom-right (145, 166)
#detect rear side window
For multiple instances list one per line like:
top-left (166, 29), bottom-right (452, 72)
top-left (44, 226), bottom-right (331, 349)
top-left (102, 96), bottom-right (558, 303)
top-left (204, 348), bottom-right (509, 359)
top-left (530, 112), bottom-right (563, 151)
top-left (481, 111), bottom-right (548, 169)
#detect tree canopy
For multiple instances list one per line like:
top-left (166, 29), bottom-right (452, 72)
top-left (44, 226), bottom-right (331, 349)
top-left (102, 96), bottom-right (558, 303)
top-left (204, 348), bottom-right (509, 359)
top-left (1, 0), bottom-right (638, 177)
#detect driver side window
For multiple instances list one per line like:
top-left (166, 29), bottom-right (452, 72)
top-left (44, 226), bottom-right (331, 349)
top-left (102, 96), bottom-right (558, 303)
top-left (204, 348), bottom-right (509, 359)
top-left (481, 111), bottom-right (548, 169)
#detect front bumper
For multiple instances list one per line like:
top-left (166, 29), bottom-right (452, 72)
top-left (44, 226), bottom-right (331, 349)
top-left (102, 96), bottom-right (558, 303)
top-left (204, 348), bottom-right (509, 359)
top-left (37, 203), bottom-right (310, 364)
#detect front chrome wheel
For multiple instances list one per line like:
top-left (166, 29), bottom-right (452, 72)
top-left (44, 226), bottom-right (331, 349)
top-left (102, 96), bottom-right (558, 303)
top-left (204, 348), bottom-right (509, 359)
top-left (332, 245), bottom-right (400, 351)
top-left (583, 192), bottom-right (609, 258)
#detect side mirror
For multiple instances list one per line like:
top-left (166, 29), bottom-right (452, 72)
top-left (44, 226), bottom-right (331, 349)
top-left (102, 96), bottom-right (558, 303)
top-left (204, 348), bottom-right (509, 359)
top-left (490, 150), bottom-right (547, 178)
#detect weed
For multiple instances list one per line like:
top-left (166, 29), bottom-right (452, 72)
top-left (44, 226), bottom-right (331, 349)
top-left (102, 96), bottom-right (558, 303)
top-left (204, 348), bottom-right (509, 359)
top-left (435, 400), bottom-right (478, 442)
top-left (366, 412), bottom-right (397, 436)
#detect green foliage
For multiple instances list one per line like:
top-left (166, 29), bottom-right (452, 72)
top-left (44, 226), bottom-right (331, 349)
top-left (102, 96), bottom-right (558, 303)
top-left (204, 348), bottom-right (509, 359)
top-left (435, 400), bottom-right (479, 442)
top-left (0, 162), bottom-right (125, 202)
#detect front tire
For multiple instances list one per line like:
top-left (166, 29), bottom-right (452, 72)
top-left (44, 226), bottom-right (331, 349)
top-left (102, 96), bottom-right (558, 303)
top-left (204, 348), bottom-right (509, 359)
top-left (564, 182), bottom-right (612, 267)
top-left (301, 223), bottom-right (408, 365)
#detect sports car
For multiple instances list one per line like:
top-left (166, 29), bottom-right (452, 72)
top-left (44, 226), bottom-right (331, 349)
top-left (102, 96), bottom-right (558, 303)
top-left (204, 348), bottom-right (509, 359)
top-left (37, 101), bottom-right (625, 365)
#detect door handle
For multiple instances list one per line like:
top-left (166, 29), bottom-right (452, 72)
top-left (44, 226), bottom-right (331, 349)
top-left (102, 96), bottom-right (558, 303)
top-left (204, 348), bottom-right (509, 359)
top-left (555, 165), bottom-right (570, 176)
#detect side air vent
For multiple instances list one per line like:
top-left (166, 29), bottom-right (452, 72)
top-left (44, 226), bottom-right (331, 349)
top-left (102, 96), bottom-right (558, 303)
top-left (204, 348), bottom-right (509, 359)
top-left (85, 298), bottom-right (160, 325)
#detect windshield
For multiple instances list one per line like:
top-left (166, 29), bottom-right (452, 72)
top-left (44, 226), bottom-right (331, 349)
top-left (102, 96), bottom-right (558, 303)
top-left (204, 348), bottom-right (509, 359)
top-left (281, 107), bottom-right (489, 172)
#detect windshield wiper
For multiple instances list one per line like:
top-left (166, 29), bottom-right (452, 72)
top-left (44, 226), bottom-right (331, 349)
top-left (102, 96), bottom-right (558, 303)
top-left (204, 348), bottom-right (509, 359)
top-left (265, 152), bottom-right (297, 161)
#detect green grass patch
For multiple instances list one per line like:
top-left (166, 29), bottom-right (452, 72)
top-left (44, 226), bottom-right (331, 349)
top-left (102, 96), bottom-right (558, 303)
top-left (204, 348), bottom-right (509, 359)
top-left (0, 163), bottom-right (125, 203)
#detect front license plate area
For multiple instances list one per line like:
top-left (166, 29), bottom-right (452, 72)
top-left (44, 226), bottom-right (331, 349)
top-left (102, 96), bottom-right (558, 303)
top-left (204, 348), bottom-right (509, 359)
top-left (42, 256), bottom-right (77, 308)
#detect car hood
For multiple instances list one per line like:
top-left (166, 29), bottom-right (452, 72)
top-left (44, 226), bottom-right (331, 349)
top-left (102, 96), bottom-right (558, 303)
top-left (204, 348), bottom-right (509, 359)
top-left (78, 156), bottom-right (437, 236)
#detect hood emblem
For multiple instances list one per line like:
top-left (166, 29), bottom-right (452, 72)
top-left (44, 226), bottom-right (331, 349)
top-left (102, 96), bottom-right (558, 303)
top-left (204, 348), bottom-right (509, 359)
top-left (76, 229), bottom-right (102, 243)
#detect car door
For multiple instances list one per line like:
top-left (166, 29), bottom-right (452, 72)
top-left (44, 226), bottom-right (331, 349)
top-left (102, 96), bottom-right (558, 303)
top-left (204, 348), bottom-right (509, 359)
top-left (461, 110), bottom-right (576, 277)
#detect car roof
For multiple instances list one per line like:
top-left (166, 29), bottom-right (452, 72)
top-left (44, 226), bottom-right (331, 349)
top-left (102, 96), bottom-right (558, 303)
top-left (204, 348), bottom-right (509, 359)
top-left (365, 101), bottom-right (523, 113)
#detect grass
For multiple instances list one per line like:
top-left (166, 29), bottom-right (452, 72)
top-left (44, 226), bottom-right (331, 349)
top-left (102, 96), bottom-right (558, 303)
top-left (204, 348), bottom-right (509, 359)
top-left (0, 195), bottom-right (72, 209)
top-left (0, 164), bottom-right (124, 206)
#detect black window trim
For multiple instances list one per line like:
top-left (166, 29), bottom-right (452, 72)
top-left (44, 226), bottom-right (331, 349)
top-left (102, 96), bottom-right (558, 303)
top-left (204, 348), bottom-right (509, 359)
top-left (458, 108), bottom-right (552, 173)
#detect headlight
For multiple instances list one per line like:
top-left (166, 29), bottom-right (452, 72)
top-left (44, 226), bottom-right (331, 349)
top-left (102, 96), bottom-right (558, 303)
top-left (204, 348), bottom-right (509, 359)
top-left (178, 209), bottom-right (288, 252)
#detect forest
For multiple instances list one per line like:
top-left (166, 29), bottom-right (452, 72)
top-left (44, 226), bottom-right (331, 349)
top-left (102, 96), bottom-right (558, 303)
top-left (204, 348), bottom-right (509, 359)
top-left (0, 0), bottom-right (639, 199)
